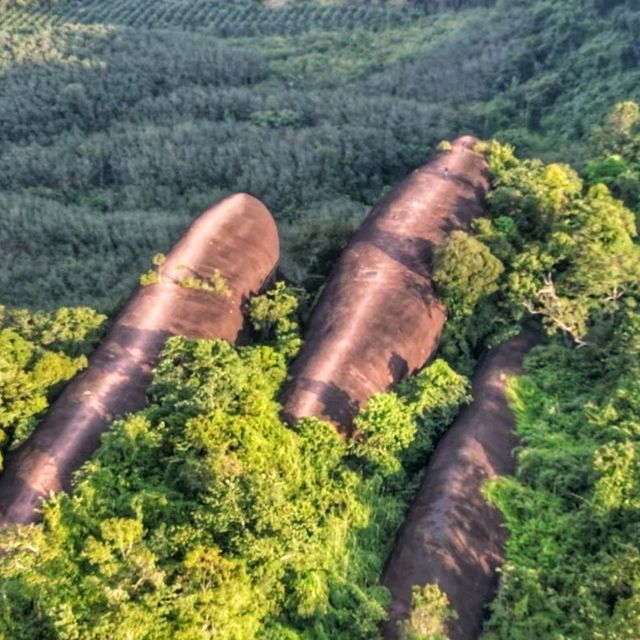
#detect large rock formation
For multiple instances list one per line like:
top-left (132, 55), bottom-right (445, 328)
top-left (381, 330), bottom-right (538, 640)
top-left (281, 136), bottom-right (489, 433)
top-left (0, 193), bottom-right (279, 526)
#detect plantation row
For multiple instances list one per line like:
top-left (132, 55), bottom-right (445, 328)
top-left (0, 27), bottom-right (266, 146)
top-left (1, 0), bottom-right (638, 311)
top-left (1, 1), bottom-right (423, 36)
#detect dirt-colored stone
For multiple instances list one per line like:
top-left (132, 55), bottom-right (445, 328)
top-left (381, 330), bottom-right (538, 640)
top-left (0, 193), bottom-right (279, 526)
top-left (280, 136), bottom-right (489, 433)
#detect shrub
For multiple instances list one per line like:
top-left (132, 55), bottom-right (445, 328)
top-left (399, 583), bottom-right (457, 640)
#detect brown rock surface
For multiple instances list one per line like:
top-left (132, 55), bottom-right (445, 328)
top-left (381, 330), bottom-right (538, 640)
top-left (0, 193), bottom-right (279, 526)
top-left (280, 136), bottom-right (489, 433)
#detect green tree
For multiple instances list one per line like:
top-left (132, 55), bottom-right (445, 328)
top-left (433, 231), bottom-right (504, 319)
top-left (248, 282), bottom-right (303, 359)
top-left (432, 230), bottom-right (505, 371)
top-left (586, 102), bottom-right (640, 217)
top-left (0, 306), bottom-right (106, 466)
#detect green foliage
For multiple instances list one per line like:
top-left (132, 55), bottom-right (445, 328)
top-left (1, 1), bottom-right (639, 308)
top-left (466, 140), bottom-right (640, 352)
top-left (139, 253), bottom-right (167, 287)
top-left (2, 305), bottom-right (106, 357)
top-left (279, 198), bottom-right (366, 292)
top-left (249, 108), bottom-right (303, 129)
top-left (248, 281), bottom-right (303, 359)
top-left (586, 101), bottom-right (640, 217)
top-left (466, 139), bottom-right (640, 639)
top-left (0, 305), bottom-right (106, 468)
top-left (152, 253), bottom-right (166, 269)
top-left (594, 101), bottom-right (640, 154)
top-left (0, 297), bottom-right (469, 638)
top-left (351, 360), bottom-right (470, 479)
top-left (395, 360), bottom-right (472, 469)
top-left (592, 440), bottom-right (639, 512)
top-left (434, 231), bottom-right (504, 318)
top-left (352, 392), bottom-right (418, 476)
top-left (138, 270), bottom-right (160, 286)
top-left (432, 230), bottom-right (505, 372)
top-left (482, 336), bottom-right (640, 639)
top-left (178, 269), bottom-right (231, 297)
top-left (399, 583), bottom-right (457, 640)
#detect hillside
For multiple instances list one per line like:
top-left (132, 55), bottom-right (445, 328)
top-left (1, 1), bottom-right (640, 639)
top-left (0, 127), bottom-right (640, 640)
top-left (1, 116), bottom-right (639, 640)
top-left (0, 0), bottom-right (638, 309)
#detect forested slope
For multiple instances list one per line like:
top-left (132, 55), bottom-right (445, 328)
top-left (1, 1), bottom-right (640, 638)
top-left (1, 107), bottom-right (639, 639)
top-left (0, 284), bottom-right (472, 639)
top-left (426, 129), bottom-right (640, 639)
top-left (0, 0), bottom-right (638, 309)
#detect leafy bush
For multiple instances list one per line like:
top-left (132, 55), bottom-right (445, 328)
top-left (178, 269), bottom-right (230, 296)
top-left (0, 306), bottom-right (106, 468)
top-left (139, 253), bottom-right (166, 286)
top-left (432, 230), bottom-right (505, 372)
top-left (586, 101), bottom-right (640, 217)
top-left (399, 583), bottom-right (458, 640)
top-left (0, 286), bottom-right (468, 639)
top-left (248, 281), bottom-right (303, 358)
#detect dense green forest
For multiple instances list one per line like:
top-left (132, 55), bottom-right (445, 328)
top-left (477, 115), bottom-right (640, 640)
top-left (0, 0), bottom-right (638, 309)
top-left (1, 110), bottom-right (640, 638)
top-left (433, 122), bottom-right (640, 638)
top-left (1, 0), bottom-right (640, 638)
top-left (0, 284), bottom-right (471, 638)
